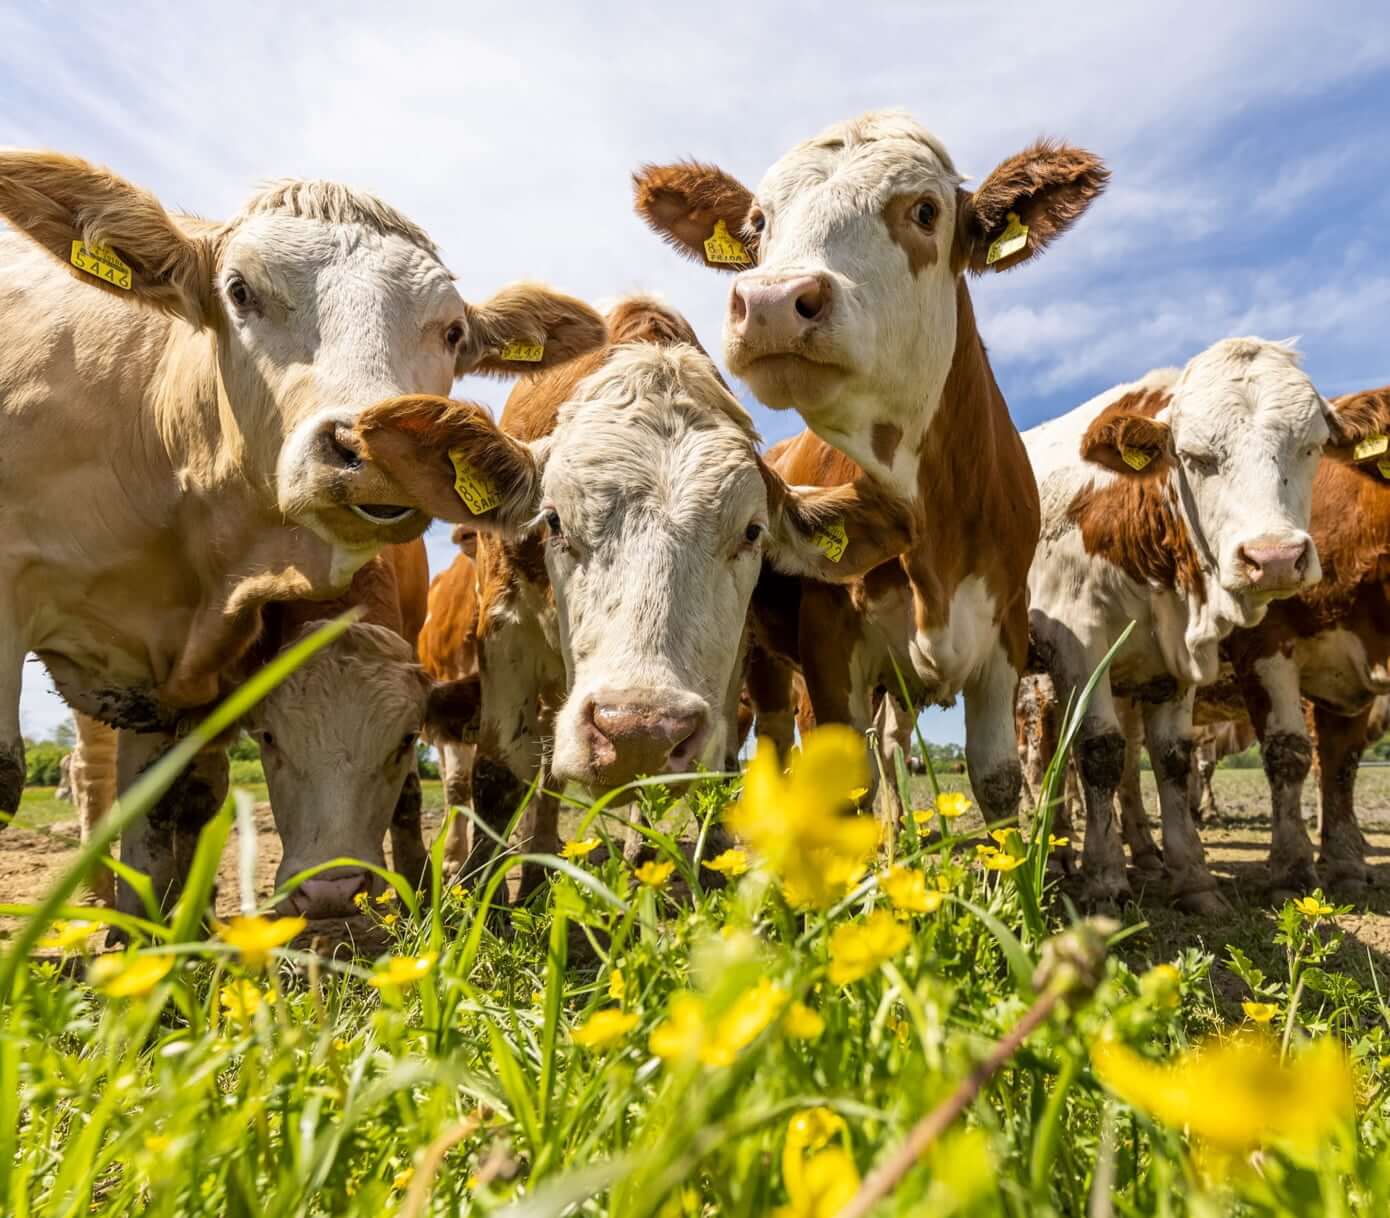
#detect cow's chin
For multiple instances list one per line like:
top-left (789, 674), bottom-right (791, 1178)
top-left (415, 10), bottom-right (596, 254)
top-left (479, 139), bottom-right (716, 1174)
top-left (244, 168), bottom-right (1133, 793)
top-left (726, 349), bottom-right (849, 412)
top-left (303, 503), bottom-right (430, 550)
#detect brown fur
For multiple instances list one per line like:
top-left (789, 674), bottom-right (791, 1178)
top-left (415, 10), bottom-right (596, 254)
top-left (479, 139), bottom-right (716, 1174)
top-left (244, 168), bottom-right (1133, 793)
top-left (1077, 388), bottom-right (1174, 477)
top-left (871, 420), bottom-right (903, 465)
top-left (631, 161), bottom-right (758, 270)
top-left (461, 283), bottom-right (609, 378)
top-left (418, 550), bottom-right (479, 682)
top-left (882, 192), bottom-right (941, 275)
top-left (1324, 386), bottom-right (1390, 460)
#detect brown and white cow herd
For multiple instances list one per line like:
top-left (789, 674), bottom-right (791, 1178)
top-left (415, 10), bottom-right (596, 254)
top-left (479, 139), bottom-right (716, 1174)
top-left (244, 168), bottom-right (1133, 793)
top-left (3, 109), bottom-right (1388, 934)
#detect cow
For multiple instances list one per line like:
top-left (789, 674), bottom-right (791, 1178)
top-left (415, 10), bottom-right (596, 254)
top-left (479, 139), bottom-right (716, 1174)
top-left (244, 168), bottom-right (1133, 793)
top-left (1025, 343), bottom-right (1390, 911)
top-left (0, 149), bottom-right (604, 921)
top-left (632, 109), bottom-right (1107, 831)
top-left (350, 296), bottom-right (914, 895)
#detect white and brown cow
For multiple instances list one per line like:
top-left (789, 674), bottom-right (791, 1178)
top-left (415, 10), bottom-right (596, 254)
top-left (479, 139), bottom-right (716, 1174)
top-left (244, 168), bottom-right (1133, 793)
top-left (0, 150), bottom-right (604, 917)
top-left (1025, 343), bottom-right (1390, 911)
top-left (633, 109), bottom-right (1106, 827)
top-left (352, 297), bottom-right (913, 894)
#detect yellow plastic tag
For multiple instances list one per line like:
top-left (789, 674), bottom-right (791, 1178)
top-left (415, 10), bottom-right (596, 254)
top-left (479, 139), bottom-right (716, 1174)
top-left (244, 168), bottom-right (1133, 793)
top-left (1354, 433), bottom-right (1389, 460)
top-left (500, 341), bottom-right (544, 363)
top-left (1377, 458), bottom-right (1390, 480)
top-left (703, 219), bottom-right (751, 267)
top-left (985, 211), bottom-right (1029, 266)
top-left (811, 518), bottom-right (848, 563)
top-left (448, 450), bottom-right (501, 514)
top-left (70, 239), bottom-right (132, 290)
top-left (1120, 446), bottom-right (1153, 471)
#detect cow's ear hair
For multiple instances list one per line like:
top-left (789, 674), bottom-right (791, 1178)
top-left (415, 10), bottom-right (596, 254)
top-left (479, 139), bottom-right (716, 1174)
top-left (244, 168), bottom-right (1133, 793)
top-left (1080, 410), bottom-right (1172, 477)
top-left (632, 161), bottom-right (758, 272)
top-left (761, 461), bottom-right (916, 581)
top-left (1323, 387), bottom-right (1390, 463)
top-left (354, 395), bottom-right (543, 532)
top-left (0, 149), bottom-right (213, 323)
top-left (956, 140), bottom-right (1108, 274)
top-left (424, 674), bottom-right (481, 745)
top-left (457, 283), bottom-right (608, 378)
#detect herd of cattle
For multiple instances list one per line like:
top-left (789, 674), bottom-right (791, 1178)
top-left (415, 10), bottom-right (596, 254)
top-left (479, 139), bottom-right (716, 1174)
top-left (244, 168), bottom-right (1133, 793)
top-left (3, 109), bottom-right (1389, 934)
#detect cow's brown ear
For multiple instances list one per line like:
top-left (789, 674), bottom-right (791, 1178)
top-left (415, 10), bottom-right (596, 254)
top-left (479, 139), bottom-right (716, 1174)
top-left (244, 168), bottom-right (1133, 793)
top-left (458, 283), bottom-right (607, 378)
top-left (762, 462), bottom-right (916, 581)
top-left (0, 149), bottom-right (213, 323)
top-left (957, 140), bottom-right (1108, 274)
top-left (424, 674), bottom-right (481, 745)
top-left (1080, 411), bottom-right (1172, 477)
top-left (354, 395), bottom-right (542, 532)
top-left (1324, 387), bottom-right (1390, 464)
top-left (632, 161), bottom-right (758, 272)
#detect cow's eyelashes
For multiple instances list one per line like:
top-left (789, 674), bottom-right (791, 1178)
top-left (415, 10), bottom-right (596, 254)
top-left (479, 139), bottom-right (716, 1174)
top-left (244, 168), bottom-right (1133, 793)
top-left (738, 522), bottom-right (766, 555)
top-left (444, 321), bottom-right (466, 349)
top-left (541, 507), bottom-right (566, 546)
top-left (748, 210), bottom-right (767, 234)
top-left (911, 199), bottom-right (938, 229)
top-left (1181, 452), bottom-right (1219, 474)
top-left (225, 274), bottom-right (258, 313)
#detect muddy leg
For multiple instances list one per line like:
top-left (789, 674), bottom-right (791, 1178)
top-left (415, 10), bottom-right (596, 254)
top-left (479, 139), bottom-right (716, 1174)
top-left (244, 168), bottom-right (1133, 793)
top-left (747, 646), bottom-right (798, 763)
top-left (964, 642), bottom-right (1024, 834)
top-left (0, 627), bottom-right (23, 833)
top-left (1313, 702), bottom-right (1374, 897)
top-left (1246, 655), bottom-right (1317, 898)
top-left (1116, 697), bottom-right (1163, 877)
top-left (437, 740), bottom-right (476, 874)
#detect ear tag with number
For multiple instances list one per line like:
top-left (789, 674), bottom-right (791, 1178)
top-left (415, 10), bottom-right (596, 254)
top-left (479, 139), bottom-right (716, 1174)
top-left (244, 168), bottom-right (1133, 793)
top-left (70, 239), bottom-right (132, 290)
top-left (1354, 433), bottom-right (1389, 461)
top-left (810, 518), bottom-right (848, 562)
top-left (703, 219), bottom-right (752, 267)
top-left (500, 341), bottom-right (544, 363)
top-left (449, 450), bottom-right (502, 514)
top-left (985, 211), bottom-right (1029, 266)
top-left (1120, 446), bottom-right (1153, 472)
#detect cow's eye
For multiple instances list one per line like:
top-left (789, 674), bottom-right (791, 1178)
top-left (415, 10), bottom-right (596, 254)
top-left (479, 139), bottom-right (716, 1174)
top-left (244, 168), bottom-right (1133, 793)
top-left (256, 730), bottom-right (275, 749)
top-left (543, 508), bottom-right (563, 535)
top-left (445, 321), bottom-right (465, 348)
top-left (749, 210), bottom-right (767, 234)
top-left (743, 522), bottom-right (765, 545)
top-left (399, 732), bottom-right (417, 753)
top-left (912, 200), bottom-right (937, 229)
top-left (226, 275), bottom-right (256, 311)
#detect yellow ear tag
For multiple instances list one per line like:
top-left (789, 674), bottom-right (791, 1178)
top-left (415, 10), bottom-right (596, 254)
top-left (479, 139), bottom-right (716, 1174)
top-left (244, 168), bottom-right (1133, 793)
top-left (70, 239), bottom-right (132, 290)
top-left (703, 219), bottom-right (752, 267)
top-left (985, 211), bottom-right (1029, 266)
top-left (500, 341), bottom-right (544, 363)
top-left (1354, 433), bottom-right (1389, 461)
top-left (1377, 458), bottom-right (1390, 480)
top-left (811, 518), bottom-right (848, 563)
top-left (1120, 446), bottom-right (1153, 471)
top-left (448, 450), bottom-right (502, 515)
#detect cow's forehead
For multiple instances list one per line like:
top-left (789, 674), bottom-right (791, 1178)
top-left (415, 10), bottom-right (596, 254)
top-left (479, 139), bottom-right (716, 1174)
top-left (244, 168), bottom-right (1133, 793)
top-left (221, 212), bottom-right (453, 282)
top-left (1170, 338), bottom-right (1323, 438)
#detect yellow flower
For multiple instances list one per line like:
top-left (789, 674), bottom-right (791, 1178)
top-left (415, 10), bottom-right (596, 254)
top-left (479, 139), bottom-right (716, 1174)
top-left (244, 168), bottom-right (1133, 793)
top-left (982, 853), bottom-right (1025, 873)
top-left (143, 1134), bottom-right (172, 1153)
top-left (353, 892), bottom-right (370, 912)
top-left (380, 912), bottom-right (399, 929)
top-left (562, 837), bottom-right (601, 861)
top-left (1139, 963), bottom-right (1182, 1010)
top-left (608, 968), bottom-right (627, 1002)
top-left (332, 1036), bottom-right (351, 1052)
top-left (1048, 835), bottom-right (1070, 849)
top-left (704, 978), bottom-right (788, 1066)
top-left (989, 828), bottom-right (1021, 850)
top-left (1242, 1001), bottom-right (1278, 1024)
top-left (703, 848), bottom-right (751, 877)
top-left (1293, 895), bottom-right (1335, 919)
top-left (975, 843), bottom-right (999, 859)
top-left (368, 953), bottom-right (437, 990)
top-left (374, 888), bottom-right (398, 906)
top-left (391, 1166), bottom-right (414, 1191)
top-left (219, 978), bottom-right (274, 1023)
top-left (635, 859), bottom-right (675, 888)
top-left (216, 915), bottom-right (306, 969)
top-left (38, 920), bottom-right (97, 953)
top-left (1091, 1033), bottom-right (1354, 1152)
top-left (88, 951), bottom-right (174, 998)
top-left (827, 910), bottom-right (911, 985)
top-left (650, 993), bottom-right (707, 1062)
top-left (879, 866), bottom-right (943, 914)
top-left (847, 786), bottom-right (869, 802)
top-left (935, 792), bottom-right (972, 819)
top-left (776, 1108), bottom-right (859, 1218)
top-left (571, 1007), bottom-right (639, 1051)
top-left (784, 1001), bottom-right (826, 1040)
top-left (727, 727), bottom-right (880, 911)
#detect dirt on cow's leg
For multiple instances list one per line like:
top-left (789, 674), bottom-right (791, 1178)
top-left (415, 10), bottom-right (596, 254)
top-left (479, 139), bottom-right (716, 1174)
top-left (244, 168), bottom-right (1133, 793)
top-left (1075, 723), bottom-right (1132, 911)
top-left (1195, 757), bottom-right (1220, 823)
top-left (464, 751), bottom-right (529, 886)
top-left (437, 740), bottom-right (476, 874)
top-left (388, 763), bottom-right (429, 891)
top-left (1313, 703), bottom-right (1375, 898)
top-left (516, 791), bottom-right (560, 902)
top-left (0, 737), bottom-right (23, 832)
top-left (1263, 730), bottom-right (1318, 899)
top-left (963, 644), bottom-right (1024, 838)
top-left (1116, 697), bottom-right (1163, 878)
top-left (1, 627), bottom-right (24, 833)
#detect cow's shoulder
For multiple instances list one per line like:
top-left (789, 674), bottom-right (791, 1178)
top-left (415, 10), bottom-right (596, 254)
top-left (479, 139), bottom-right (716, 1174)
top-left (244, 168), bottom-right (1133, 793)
top-left (766, 429), bottom-right (860, 488)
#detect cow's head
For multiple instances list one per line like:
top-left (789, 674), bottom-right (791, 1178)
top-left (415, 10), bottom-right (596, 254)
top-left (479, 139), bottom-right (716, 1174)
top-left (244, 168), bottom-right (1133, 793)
top-left (0, 151), bottom-right (606, 554)
top-left (633, 111), bottom-right (1106, 479)
top-left (1080, 340), bottom-right (1390, 624)
top-left (352, 324), bottom-right (911, 789)
top-left (243, 622), bottom-right (478, 917)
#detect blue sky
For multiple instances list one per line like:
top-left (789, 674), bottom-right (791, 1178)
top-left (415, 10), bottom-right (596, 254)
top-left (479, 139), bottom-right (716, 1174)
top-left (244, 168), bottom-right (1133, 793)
top-left (5, 1), bottom-right (1389, 744)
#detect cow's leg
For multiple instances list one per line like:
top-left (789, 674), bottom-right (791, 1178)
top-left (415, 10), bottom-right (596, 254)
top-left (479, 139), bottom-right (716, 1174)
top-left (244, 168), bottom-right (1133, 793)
top-left (72, 713), bottom-right (119, 905)
top-left (1313, 702), bottom-right (1374, 897)
top-left (871, 688), bottom-right (912, 832)
top-left (437, 740), bottom-right (476, 873)
top-left (746, 646), bottom-right (798, 762)
top-left (115, 731), bottom-right (229, 920)
top-left (1115, 697), bottom-right (1163, 878)
top-left (388, 756), bottom-right (429, 890)
top-left (1244, 654), bottom-right (1317, 898)
top-left (963, 642), bottom-right (1024, 831)
top-left (1141, 694), bottom-right (1226, 914)
top-left (0, 628), bottom-right (23, 834)
top-left (517, 706), bottom-right (561, 900)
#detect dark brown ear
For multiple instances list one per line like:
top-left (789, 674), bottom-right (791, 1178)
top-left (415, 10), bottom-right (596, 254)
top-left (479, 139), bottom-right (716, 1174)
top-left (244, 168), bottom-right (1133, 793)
top-left (0, 149), bottom-right (213, 322)
top-left (1080, 411), bottom-right (1172, 477)
top-left (957, 140), bottom-right (1108, 274)
top-left (425, 674), bottom-right (481, 744)
top-left (632, 161), bottom-right (758, 272)
top-left (1324, 387), bottom-right (1390, 464)
top-left (762, 462), bottom-right (916, 581)
top-left (354, 395), bottom-right (541, 531)
top-left (458, 283), bottom-right (607, 378)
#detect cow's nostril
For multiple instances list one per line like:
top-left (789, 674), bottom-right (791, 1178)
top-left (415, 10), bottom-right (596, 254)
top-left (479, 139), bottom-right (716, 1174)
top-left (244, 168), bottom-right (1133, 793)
top-left (795, 284), bottom-right (825, 320)
top-left (327, 424), bottom-right (364, 469)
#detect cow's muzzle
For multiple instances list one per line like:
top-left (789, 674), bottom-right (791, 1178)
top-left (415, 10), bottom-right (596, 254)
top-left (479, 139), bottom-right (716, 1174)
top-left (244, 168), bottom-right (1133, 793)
top-left (1235, 534), bottom-right (1314, 594)
top-left (569, 689), bottom-right (710, 788)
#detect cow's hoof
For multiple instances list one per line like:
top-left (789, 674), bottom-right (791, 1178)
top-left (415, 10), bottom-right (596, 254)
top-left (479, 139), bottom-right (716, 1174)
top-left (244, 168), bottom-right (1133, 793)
top-left (1322, 860), bottom-right (1374, 903)
top-left (1268, 860), bottom-right (1320, 905)
top-left (1174, 886), bottom-right (1230, 916)
top-left (1046, 846), bottom-right (1079, 881)
top-left (1130, 848), bottom-right (1166, 881)
top-left (1080, 876), bottom-right (1132, 918)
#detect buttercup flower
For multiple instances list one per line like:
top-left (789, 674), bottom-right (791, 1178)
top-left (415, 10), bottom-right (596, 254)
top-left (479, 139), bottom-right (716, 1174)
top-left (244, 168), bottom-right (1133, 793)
top-left (775, 1107), bottom-right (859, 1218)
top-left (608, 968), bottom-right (627, 1002)
top-left (380, 912), bottom-right (399, 929)
top-left (562, 838), bottom-right (601, 861)
top-left (1139, 963), bottom-right (1182, 1010)
top-left (216, 915), bottom-right (306, 969)
top-left (703, 848), bottom-right (751, 877)
top-left (1293, 895), bottom-right (1334, 919)
top-left (369, 953), bottom-right (437, 990)
top-left (784, 1001), bottom-right (826, 1041)
top-left (704, 978), bottom-right (787, 1066)
top-left (880, 866), bottom-right (943, 914)
top-left (353, 892), bottom-right (370, 912)
top-left (143, 1134), bottom-right (172, 1154)
top-left (374, 888), bottom-right (398, 906)
top-left (88, 951), bottom-right (174, 998)
top-left (571, 1007), bottom-right (639, 1050)
top-left (934, 792), bottom-right (972, 819)
top-left (650, 994), bottom-right (707, 1062)
top-left (982, 853), bottom-right (1025, 873)
top-left (827, 910), bottom-right (911, 985)
top-left (847, 786), bottom-right (868, 802)
top-left (1242, 1001), bottom-right (1278, 1024)
top-left (38, 919), bottom-right (97, 954)
top-left (1048, 835), bottom-right (1070, 849)
top-left (635, 860), bottom-right (675, 888)
top-left (219, 978), bottom-right (273, 1023)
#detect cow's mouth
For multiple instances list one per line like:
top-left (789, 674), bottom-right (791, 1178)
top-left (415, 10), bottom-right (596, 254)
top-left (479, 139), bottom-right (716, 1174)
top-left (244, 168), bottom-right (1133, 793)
top-left (349, 504), bottom-right (418, 525)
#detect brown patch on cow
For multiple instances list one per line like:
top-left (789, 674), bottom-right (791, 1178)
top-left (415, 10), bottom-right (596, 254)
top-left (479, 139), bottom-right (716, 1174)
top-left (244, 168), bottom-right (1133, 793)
top-left (462, 284), bottom-right (608, 379)
top-left (881, 192), bottom-right (940, 276)
top-left (631, 161), bottom-right (757, 270)
top-left (1078, 387), bottom-right (1173, 476)
top-left (1325, 385), bottom-right (1390, 461)
top-left (871, 420), bottom-right (902, 466)
top-left (418, 549), bottom-right (479, 682)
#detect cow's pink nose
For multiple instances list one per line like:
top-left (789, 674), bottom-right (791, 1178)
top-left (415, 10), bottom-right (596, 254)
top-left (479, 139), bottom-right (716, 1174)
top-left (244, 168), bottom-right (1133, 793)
top-left (586, 695), bottom-right (708, 784)
top-left (729, 275), bottom-right (830, 348)
top-left (1238, 539), bottom-right (1310, 590)
top-left (287, 869), bottom-right (372, 918)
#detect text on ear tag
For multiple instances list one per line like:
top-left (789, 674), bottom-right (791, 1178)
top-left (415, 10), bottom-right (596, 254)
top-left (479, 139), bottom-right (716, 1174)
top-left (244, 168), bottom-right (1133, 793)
top-left (449, 450), bottom-right (502, 514)
top-left (1354, 433), bottom-right (1389, 460)
top-left (1120, 446), bottom-right (1153, 472)
top-left (703, 219), bottom-right (752, 267)
top-left (70, 240), bottom-right (132, 290)
top-left (500, 341), bottom-right (545, 363)
top-left (985, 211), bottom-right (1029, 266)
top-left (811, 518), bottom-right (848, 562)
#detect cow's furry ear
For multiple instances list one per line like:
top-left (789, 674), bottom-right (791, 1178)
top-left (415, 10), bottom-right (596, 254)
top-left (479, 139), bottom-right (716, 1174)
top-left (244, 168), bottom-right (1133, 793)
top-left (1324, 387), bottom-right (1390, 464)
top-left (632, 161), bottom-right (758, 271)
top-left (457, 283), bottom-right (607, 378)
top-left (0, 149), bottom-right (213, 322)
top-left (1080, 410), bottom-right (1172, 477)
